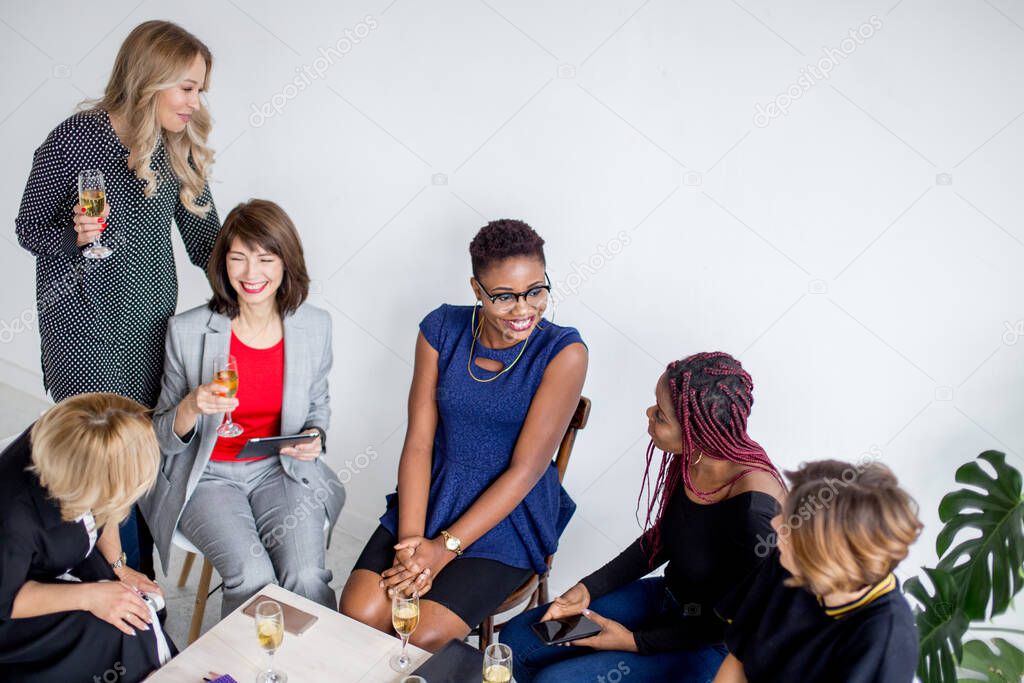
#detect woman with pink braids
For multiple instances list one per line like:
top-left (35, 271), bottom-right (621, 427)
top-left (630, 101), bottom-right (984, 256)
top-left (501, 352), bottom-right (785, 683)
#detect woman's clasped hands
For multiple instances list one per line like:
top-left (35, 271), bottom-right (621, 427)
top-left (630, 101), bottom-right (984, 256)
top-left (379, 536), bottom-right (455, 599)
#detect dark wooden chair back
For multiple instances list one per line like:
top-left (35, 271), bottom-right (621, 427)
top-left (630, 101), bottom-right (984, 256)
top-left (554, 396), bottom-right (591, 483)
top-left (475, 395), bottom-right (591, 649)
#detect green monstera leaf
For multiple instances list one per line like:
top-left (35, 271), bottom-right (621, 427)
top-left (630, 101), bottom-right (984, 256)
top-left (958, 638), bottom-right (1024, 683)
top-left (906, 568), bottom-right (972, 683)
top-left (935, 451), bottom-right (1024, 620)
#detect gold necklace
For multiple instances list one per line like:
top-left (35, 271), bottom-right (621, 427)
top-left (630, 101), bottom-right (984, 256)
top-left (691, 451), bottom-right (703, 466)
top-left (467, 306), bottom-right (531, 383)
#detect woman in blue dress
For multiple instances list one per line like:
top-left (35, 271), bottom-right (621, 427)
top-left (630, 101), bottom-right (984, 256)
top-left (340, 219), bottom-right (588, 651)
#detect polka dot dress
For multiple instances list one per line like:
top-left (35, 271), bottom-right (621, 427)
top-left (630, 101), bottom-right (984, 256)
top-left (15, 109), bottom-right (221, 407)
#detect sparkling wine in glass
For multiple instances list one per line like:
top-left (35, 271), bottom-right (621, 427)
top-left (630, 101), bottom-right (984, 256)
top-left (390, 593), bottom-right (419, 673)
top-left (78, 169), bottom-right (111, 259)
top-left (483, 643), bottom-right (512, 682)
top-left (214, 354), bottom-right (242, 437)
top-left (255, 600), bottom-right (287, 683)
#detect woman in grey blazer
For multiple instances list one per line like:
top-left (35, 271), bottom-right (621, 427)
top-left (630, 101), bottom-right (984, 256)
top-left (140, 199), bottom-right (344, 616)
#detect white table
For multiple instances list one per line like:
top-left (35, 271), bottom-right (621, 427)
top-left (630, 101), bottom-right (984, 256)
top-left (147, 584), bottom-right (431, 682)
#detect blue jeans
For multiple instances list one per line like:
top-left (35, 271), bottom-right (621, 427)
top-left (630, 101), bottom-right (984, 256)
top-left (501, 578), bottom-right (727, 683)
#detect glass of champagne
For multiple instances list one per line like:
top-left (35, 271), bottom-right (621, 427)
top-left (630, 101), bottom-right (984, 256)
top-left (254, 600), bottom-right (287, 683)
top-left (78, 169), bottom-right (111, 259)
top-left (213, 354), bottom-right (242, 437)
top-left (390, 592), bottom-right (419, 673)
top-left (483, 643), bottom-right (512, 683)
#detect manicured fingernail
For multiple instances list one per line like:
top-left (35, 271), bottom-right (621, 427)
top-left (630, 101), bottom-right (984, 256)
top-left (129, 629), bottom-right (137, 636)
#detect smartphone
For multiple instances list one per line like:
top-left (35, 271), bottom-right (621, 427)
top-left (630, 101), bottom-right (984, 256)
top-left (530, 614), bottom-right (602, 645)
top-left (241, 594), bottom-right (318, 635)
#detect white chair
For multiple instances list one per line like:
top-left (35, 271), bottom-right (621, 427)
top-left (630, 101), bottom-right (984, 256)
top-left (173, 530), bottom-right (217, 644)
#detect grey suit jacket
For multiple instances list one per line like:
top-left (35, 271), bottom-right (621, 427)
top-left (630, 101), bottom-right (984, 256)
top-left (140, 302), bottom-right (345, 574)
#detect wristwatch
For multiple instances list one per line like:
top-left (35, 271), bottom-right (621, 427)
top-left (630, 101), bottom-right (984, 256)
top-left (440, 530), bottom-right (463, 556)
top-left (110, 551), bottom-right (127, 570)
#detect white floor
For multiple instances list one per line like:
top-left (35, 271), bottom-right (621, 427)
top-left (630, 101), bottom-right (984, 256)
top-left (0, 382), bottom-right (49, 442)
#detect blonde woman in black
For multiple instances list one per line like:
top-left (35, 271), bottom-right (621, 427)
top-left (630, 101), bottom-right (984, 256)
top-left (0, 394), bottom-right (170, 683)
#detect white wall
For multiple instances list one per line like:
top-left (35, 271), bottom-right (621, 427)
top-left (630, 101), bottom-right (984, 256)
top-left (1, 0), bottom-right (1021, 629)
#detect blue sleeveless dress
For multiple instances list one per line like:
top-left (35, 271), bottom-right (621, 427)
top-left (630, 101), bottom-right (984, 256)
top-left (379, 304), bottom-right (584, 573)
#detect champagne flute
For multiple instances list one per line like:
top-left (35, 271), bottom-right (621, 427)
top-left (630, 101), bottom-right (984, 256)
top-left (390, 592), bottom-right (419, 673)
top-left (213, 354), bottom-right (243, 437)
top-left (483, 643), bottom-right (512, 682)
top-left (254, 600), bottom-right (287, 683)
top-left (78, 169), bottom-right (111, 259)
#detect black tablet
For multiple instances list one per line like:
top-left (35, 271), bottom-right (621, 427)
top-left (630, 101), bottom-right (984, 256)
top-left (235, 433), bottom-right (318, 459)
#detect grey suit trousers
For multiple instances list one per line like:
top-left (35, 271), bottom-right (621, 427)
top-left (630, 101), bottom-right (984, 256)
top-left (177, 456), bottom-right (334, 617)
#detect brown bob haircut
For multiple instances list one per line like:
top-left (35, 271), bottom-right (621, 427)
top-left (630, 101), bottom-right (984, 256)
top-left (781, 459), bottom-right (922, 595)
top-left (207, 199), bottom-right (310, 318)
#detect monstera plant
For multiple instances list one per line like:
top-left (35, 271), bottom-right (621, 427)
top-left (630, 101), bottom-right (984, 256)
top-left (904, 451), bottom-right (1024, 683)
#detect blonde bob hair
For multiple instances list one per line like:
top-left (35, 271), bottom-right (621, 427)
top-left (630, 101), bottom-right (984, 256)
top-left (781, 460), bottom-right (922, 596)
top-left (89, 20), bottom-right (214, 216)
top-left (30, 393), bottom-right (159, 528)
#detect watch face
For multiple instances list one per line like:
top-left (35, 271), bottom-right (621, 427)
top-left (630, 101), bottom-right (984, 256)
top-left (445, 536), bottom-right (459, 551)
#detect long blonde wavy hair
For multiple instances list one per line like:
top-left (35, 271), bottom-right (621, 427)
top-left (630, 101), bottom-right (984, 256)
top-left (89, 20), bottom-right (214, 216)
top-left (30, 393), bottom-right (159, 529)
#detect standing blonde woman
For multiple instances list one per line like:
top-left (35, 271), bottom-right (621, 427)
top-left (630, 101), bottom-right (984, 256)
top-left (0, 393), bottom-right (171, 683)
top-left (15, 20), bottom-right (221, 572)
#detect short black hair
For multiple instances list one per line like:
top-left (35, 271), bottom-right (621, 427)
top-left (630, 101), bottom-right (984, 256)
top-left (469, 219), bottom-right (545, 277)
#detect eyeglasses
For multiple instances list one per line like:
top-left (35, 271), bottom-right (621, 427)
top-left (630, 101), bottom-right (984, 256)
top-left (475, 273), bottom-right (552, 313)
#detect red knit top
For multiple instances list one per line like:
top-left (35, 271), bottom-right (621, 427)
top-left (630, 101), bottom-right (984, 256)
top-left (209, 332), bottom-right (284, 462)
